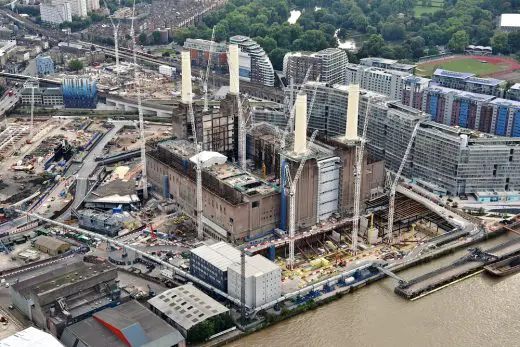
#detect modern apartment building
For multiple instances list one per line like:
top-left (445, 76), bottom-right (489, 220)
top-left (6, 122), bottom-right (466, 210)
top-left (432, 69), bottom-right (505, 96)
top-left (506, 83), bottom-right (520, 101)
top-left (229, 35), bottom-right (275, 87)
top-left (39, 0), bottom-right (72, 25)
top-left (283, 48), bottom-right (348, 85)
top-left (36, 55), bottom-right (54, 76)
top-left (298, 81), bottom-right (520, 195)
top-left (360, 57), bottom-right (416, 74)
top-left (69, 0), bottom-right (87, 18)
top-left (402, 76), bottom-right (430, 109)
top-left (345, 63), bottom-right (411, 101)
top-left (183, 38), bottom-right (228, 73)
top-left (420, 85), bottom-right (520, 137)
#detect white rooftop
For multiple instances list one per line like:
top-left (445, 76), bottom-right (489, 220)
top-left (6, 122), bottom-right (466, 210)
top-left (228, 254), bottom-right (280, 277)
top-left (0, 327), bottom-right (63, 347)
top-left (190, 242), bottom-right (241, 271)
top-left (500, 14), bottom-right (520, 28)
top-left (147, 283), bottom-right (229, 331)
top-left (189, 151), bottom-right (227, 167)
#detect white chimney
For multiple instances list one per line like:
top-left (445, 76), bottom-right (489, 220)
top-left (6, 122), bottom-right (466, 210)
top-left (228, 44), bottom-right (239, 95)
top-left (181, 51), bottom-right (192, 104)
top-left (293, 93), bottom-right (307, 154)
top-left (345, 84), bottom-right (360, 140)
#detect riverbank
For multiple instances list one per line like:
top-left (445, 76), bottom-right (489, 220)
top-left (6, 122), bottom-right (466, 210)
top-left (205, 228), bottom-right (505, 346)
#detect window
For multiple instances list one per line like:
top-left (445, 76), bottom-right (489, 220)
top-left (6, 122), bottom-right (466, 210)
top-left (252, 201), bottom-right (259, 208)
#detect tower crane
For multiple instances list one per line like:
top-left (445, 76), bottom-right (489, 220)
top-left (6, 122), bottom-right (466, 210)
top-left (351, 97), bottom-right (373, 251)
top-left (103, 0), bottom-right (121, 77)
top-left (203, 26), bottom-right (216, 113)
top-left (386, 122), bottom-right (421, 243)
top-left (280, 66), bottom-right (314, 151)
top-left (130, 0), bottom-right (148, 200)
top-left (23, 78), bottom-right (37, 144)
top-left (187, 94), bottom-right (204, 240)
top-left (285, 129), bottom-right (319, 269)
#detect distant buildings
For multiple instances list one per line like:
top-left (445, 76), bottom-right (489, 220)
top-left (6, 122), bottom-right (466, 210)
top-left (499, 13), bottom-right (520, 32)
top-left (230, 35), bottom-right (275, 87)
top-left (432, 69), bottom-right (505, 96)
top-left (39, 0), bottom-right (72, 25)
top-left (283, 48), bottom-right (348, 85)
top-left (36, 55), bottom-right (54, 76)
top-left (148, 283), bottom-right (232, 339)
top-left (360, 57), bottom-right (416, 74)
top-left (21, 86), bottom-right (64, 107)
top-left (184, 38), bottom-right (228, 73)
top-left (345, 64), bottom-right (411, 101)
top-left (62, 77), bottom-right (97, 109)
top-left (507, 83), bottom-right (520, 101)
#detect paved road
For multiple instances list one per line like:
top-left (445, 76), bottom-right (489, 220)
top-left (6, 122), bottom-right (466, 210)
top-left (58, 120), bottom-right (134, 220)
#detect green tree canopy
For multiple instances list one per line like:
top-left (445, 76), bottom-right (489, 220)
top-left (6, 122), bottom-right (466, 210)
top-left (448, 30), bottom-right (470, 53)
top-left (68, 59), bottom-right (83, 71)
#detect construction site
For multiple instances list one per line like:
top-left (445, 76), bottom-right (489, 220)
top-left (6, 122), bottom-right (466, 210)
top-left (0, 7), bottom-right (519, 345)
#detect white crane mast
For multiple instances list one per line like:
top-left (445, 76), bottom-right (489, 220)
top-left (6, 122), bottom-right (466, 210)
top-left (130, 0), bottom-right (147, 200)
top-left (386, 122), bottom-right (421, 243)
top-left (103, 0), bottom-right (121, 76)
top-left (203, 26), bottom-right (216, 112)
top-left (237, 95), bottom-right (248, 171)
top-left (285, 129), bottom-right (319, 269)
top-left (188, 96), bottom-right (204, 240)
top-left (351, 98), bottom-right (373, 251)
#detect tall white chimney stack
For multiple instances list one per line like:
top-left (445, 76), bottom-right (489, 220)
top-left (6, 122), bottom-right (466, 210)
top-left (293, 93), bottom-right (307, 154)
top-left (345, 84), bottom-right (360, 140)
top-left (181, 51), bottom-right (192, 104)
top-left (228, 44), bottom-right (240, 95)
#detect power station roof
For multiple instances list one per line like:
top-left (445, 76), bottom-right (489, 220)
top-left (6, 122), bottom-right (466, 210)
top-left (147, 283), bottom-right (229, 332)
top-left (0, 327), bottom-right (63, 347)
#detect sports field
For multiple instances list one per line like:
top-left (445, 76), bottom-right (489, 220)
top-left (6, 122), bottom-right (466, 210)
top-left (416, 56), bottom-right (520, 78)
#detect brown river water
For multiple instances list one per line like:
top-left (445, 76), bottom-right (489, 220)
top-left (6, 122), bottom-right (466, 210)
top-left (229, 234), bottom-right (520, 347)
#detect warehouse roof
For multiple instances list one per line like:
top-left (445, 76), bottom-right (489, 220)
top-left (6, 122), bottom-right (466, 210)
top-left (148, 283), bottom-right (229, 332)
top-left (34, 235), bottom-right (69, 251)
top-left (0, 327), bottom-right (63, 347)
top-left (61, 300), bottom-right (184, 347)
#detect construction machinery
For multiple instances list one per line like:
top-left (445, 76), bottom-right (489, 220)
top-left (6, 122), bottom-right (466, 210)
top-left (351, 97), bottom-right (373, 251)
top-left (203, 26), bottom-right (216, 113)
top-left (103, 0), bottom-right (121, 77)
top-left (23, 78), bottom-right (38, 144)
top-left (284, 129), bottom-right (319, 269)
top-left (386, 122), bottom-right (422, 243)
top-left (187, 92), bottom-right (203, 240)
top-left (130, 0), bottom-right (148, 200)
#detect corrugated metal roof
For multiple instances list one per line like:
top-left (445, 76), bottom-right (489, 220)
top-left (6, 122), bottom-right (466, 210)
top-left (190, 242), bottom-right (241, 271)
top-left (147, 283), bottom-right (229, 332)
top-left (0, 327), bottom-right (63, 347)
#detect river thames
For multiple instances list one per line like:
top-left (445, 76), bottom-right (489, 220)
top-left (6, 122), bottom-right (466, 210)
top-left (229, 234), bottom-right (520, 347)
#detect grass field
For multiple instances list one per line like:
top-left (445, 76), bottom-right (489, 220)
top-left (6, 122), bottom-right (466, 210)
top-left (414, 0), bottom-right (444, 17)
top-left (416, 58), bottom-right (511, 77)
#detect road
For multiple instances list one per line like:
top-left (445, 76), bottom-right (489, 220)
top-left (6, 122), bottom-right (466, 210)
top-left (58, 120), bottom-right (134, 220)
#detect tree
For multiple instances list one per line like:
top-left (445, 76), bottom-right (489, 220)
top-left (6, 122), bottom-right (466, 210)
top-left (269, 48), bottom-right (289, 70)
top-left (448, 30), bottom-right (469, 53)
top-left (138, 32), bottom-right (148, 45)
top-left (187, 320), bottom-right (214, 343)
top-left (152, 31), bottom-right (162, 44)
top-left (491, 32), bottom-right (509, 54)
top-left (508, 32), bottom-right (520, 52)
top-left (382, 22), bottom-right (406, 41)
top-left (68, 59), bottom-right (83, 71)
